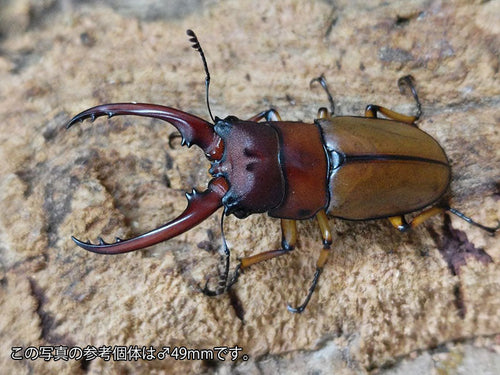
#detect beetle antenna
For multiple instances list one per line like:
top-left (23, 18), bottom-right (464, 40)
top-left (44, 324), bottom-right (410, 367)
top-left (187, 29), bottom-right (215, 123)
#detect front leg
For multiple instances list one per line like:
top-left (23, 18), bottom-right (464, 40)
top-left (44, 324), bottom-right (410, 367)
top-left (200, 218), bottom-right (297, 296)
top-left (238, 218), bottom-right (297, 268)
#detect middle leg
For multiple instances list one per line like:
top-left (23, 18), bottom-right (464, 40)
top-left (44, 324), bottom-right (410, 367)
top-left (287, 210), bottom-right (333, 313)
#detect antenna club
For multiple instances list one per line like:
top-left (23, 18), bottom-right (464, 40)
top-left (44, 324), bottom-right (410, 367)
top-left (186, 29), bottom-right (215, 123)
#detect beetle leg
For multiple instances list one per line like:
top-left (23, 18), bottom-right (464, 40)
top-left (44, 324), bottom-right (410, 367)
top-left (447, 207), bottom-right (499, 233)
top-left (236, 218), bottom-right (297, 270)
top-left (398, 75), bottom-right (422, 119)
top-left (365, 75), bottom-right (422, 125)
top-left (365, 105), bottom-right (418, 125)
top-left (202, 219), bottom-right (297, 296)
top-left (317, 107), bottom-right (329, 119)
top-left (388, 207), bottom-right (443, 232)
top-left (197, 219), bottom-right (298, 301)
top-left (389, 206), bottom-right (500, 234)
top-left (246, 109), bottom-right (282, 122)
top-left (238, 249), bottom-right (291, 269)
top-left (388, 215), bottom-right (410, 231)
top-left (310, 76), bottom-right (335, 116)
top-left (214, 219), bottom-right (297, 294)
top-left (288, 210), bottom-right (332, 313)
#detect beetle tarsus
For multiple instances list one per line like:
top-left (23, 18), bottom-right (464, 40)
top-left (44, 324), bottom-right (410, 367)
top-left (310, 75), bottom-right (335, 116)
top-left (225, 263), bottom-right (242, 289)
top-left (447, 207), bottom-right (500, 234)
top-left (199, 279), bottom-right (222, 296)
top-left (287, 268), bottom-right (322, 313)
top-left (397, 75), bottom-right (422, 120)
top-left (199, 276), bottom-right (227, 296)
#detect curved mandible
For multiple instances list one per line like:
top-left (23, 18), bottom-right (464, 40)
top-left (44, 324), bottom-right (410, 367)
top-left (72, 177), bottom-right (229, 254)
top-left (66, 103), bottom-right (223, 160)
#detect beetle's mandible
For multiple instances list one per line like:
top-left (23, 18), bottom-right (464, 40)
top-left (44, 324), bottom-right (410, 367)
top-left (66, 30), bottom-right (499, 313)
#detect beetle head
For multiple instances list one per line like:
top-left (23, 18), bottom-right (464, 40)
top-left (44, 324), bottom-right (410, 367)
top-left (209, 116), bottom-right (285, 218)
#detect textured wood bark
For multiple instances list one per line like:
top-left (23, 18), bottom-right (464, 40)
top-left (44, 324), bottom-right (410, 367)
top-left (0, 0), bottom-right (498, 374)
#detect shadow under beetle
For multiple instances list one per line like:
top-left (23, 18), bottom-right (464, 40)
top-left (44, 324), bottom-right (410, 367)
top-left (66, 30), bottom-right (499, 313)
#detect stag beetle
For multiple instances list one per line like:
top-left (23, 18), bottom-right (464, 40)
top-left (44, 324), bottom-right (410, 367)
top-left (66, 30), bottom-right (499, 313)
